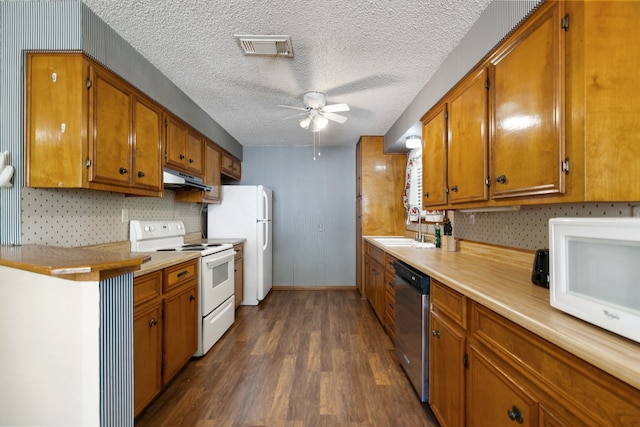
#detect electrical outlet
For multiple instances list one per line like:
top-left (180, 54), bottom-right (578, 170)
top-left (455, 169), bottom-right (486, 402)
top-left (318, 223), bottom-right (324, 232)
top-left (121, 208), bottom-right (129, 223)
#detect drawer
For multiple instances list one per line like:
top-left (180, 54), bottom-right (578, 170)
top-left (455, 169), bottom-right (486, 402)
top-left (385, 253), bottom-right (397, 275)
top-left (369, 244), bottom-right (385, 265)
top-left (430, 279), bottom-right (467, 329)
top-left (163, 259), bottom-right (198, 293)
top-left (134, 270), bottom-right (162, 306)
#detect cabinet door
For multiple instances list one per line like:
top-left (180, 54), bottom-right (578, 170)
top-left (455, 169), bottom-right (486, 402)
top-left (422, 103), bottom-right (447, 207)
top-left (133, 301), bottom-right (162, 416)
top-left (448, 67), bottom-right (489, 204)
top-left (430, 313), bottom-right (466, 427)
top-left (371, 260), bottom-right (385, 320)
top-left (26, 53), bottom-right (86, 188)
top-left (162, 283), bottom-right (198, 384)
top-left (165, 114), bottom-right (188, 171)
top-left (89, 66), bottom-right (132, 187)
top-left (132, 95), bottom-right (162, 192)
top-left (202, 140), bottom-right (222, 203)
top-left (490, 0), bottom-right (564, 199)
top-left (466, 345), bottom-right (538, 427)
top-left (186, 130), bottom-right (203, 176)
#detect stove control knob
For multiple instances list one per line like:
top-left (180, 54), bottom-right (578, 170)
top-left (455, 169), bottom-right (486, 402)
top-left (176, 224), bottom-right (184, 230)
top-left (144, 225), bottom-right (155, 232)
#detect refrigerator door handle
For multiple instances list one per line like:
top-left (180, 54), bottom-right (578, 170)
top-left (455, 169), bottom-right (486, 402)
top-left (261, 221), bottom-right (269, 252)
top-left (261, 189), bottom-right (269, 221)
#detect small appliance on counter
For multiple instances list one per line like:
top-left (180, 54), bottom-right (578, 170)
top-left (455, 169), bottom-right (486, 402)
top-left (531, 248), bottom-right (549, 288)
top-left (549, 217), bottom-right (640, 344)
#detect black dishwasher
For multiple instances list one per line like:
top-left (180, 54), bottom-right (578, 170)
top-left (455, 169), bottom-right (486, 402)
top-left (394, 260), bottom-right (430, 402)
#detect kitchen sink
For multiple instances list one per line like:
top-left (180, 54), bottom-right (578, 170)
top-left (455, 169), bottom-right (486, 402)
top-left (373, 237), bottom-right (435, 248)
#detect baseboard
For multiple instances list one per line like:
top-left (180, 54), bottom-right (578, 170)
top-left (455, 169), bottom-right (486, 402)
top-left (272, 285), bottom-right (357, 291)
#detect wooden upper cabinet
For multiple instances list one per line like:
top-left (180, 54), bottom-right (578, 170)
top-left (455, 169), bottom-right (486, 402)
top-left (186, 130), bottom-right (203, 176)
top-left (164, 114), bottom-right (189, 171)
top-left (447, 67), bottom-right (489, 204)
top-left (221, 151), bottom-right (242, 180)
top-left (26, 52), bottom-right (162, 196)
top-left (490, 0), bottom-right (564, 199)
top-left (132, 96), bottom-right (163, 192)
top-left (89, 66), bottom-right (132, 188)
top-left (422, 103), bottom-right (447, 208)
top-left (568, 0), bottom-right (640, 201)
top-left (175, 138), bottom-right (222, 204)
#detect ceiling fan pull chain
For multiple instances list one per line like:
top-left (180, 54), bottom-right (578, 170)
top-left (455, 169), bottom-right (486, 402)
top-left (317, 132), bottom-right (321, 158)
top-left (313, 132), bottom-right (317, 161)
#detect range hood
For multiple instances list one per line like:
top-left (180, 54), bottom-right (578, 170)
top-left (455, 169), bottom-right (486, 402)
top-left (163, 168), bottom-right (212, 191)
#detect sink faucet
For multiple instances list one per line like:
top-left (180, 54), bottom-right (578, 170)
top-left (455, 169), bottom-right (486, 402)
top-left (407, 205), bottom-right (423, 242)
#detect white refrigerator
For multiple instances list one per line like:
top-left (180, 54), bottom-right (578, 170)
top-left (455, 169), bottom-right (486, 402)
top-left (207, 185), bottom-right (273, 305)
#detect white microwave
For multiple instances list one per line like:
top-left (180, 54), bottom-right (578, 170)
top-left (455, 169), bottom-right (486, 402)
top-left (549, 218), bottom-right (640, 343)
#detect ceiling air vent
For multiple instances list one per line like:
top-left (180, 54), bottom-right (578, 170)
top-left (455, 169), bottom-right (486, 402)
top-left (234, 35), bottom-right (293, 58)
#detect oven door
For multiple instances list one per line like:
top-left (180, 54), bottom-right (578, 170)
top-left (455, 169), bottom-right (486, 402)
top-left (200, 249), bottom-right (235, 317)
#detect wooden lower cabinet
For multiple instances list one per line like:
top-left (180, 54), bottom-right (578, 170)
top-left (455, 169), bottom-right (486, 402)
top-left (162, 282), bottom-right (198, 384)
top-left (233, 243), bottom-right (244, 308)
top-left (133, 300), bottom-right (162, 416)
top-left (133, 259), bottom-right (199, 417)
top-left (429, 280), bottom-right (640, 427)
top-left (466, 344), bottom-right (538, 427)
top-left (430, 280), bottom-right (467, 427)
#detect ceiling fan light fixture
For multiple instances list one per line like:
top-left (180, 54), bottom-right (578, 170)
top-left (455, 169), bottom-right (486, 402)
top-left (315, 115), bottom-right (329, 130)
top-left (299, 116), bottom-right (311, 130)
top-left (406, 135), bottom-right (422, 149)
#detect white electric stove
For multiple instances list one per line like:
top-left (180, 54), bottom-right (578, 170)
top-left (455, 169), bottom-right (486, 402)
top-left (130, 220), bottom-right (235, 356)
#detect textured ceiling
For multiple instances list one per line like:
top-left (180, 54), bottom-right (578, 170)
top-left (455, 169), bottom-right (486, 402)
top-left (81, 0), bottom-right (492, 148)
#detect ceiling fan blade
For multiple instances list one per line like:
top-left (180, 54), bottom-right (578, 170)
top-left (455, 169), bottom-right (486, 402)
top-left (282, 112), bottom-right (308, 120)
top-left (278, 104), bottom-right (308, 111)
top-left (322, 103), bottom-right (350, 113)
top-left (322, 112), bottom-right (348, 124)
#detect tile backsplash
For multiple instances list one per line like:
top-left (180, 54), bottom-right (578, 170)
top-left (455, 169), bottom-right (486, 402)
top-left (21, 188), bottom-right (203, 247)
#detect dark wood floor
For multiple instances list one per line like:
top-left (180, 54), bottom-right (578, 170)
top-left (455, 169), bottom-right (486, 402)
top-left (135, 290), bottom-right (439, 426)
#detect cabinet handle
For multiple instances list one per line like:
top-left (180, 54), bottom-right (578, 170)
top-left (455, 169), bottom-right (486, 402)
top-left (189, 294), bottom-right (196, 302)
top-left (424, 191), bottom-right (430, 198)
top-left (119, 167), bottom-right (128, 175)
top-left (189, 158), bottom-right (194, 164)
top-left (496, 174), bottom-right (507, 184)
top-left (177, 270), bottom-right (189, 278)
top-left (179, 154), bottom-right (185, 160)
top-left (432, 330), bottom-right (441, 338)
top-left (137, 171), bottom-right (145, 178)
top-left (507, 406), bottom-right (524, 424)
top-left (450, 185), bottom-right (458, 192)
top-left (149, 318), bottom-right (158, 327)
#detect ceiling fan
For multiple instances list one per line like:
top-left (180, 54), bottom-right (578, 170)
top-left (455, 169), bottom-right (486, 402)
top-left (279, 91), bottom-right (350, 132)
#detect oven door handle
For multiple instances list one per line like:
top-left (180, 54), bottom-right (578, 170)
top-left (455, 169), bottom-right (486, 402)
top-left (204, 252), bottom-right (236, 268)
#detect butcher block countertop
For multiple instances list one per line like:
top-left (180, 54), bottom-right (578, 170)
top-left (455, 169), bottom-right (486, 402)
top-left (365, 236), bottom-right (640, 392)
top-left (0, 244), bottom-right (149, 281)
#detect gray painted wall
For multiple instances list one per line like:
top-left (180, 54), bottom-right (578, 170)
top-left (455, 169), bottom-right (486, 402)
top-left (0, 0), bottom-right (241, 245)
top-left (385, 0), bottom-right (543, 152)
top-left (240, 145), bottom-right (356, 287)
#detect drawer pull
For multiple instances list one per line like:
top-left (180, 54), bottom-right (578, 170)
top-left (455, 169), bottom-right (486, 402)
top-left (149, 318), bottom-right (158, 327)
top-left (137, 171), bottom-right (145, 178)
top-left (189, 294), bottom-right (196, 302)
top-left (507, 406), bottom-right (524, 424)
top-left (119, 167), bottom-right (128, 175)
top-left (179, 154), bottom-right (185, 160)
top-left (177, 270), bottom-right (189, 278)
top-left (432, 330), bottom-right (441, 338)
top-left (496, 174), bottom-right (507, 184)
